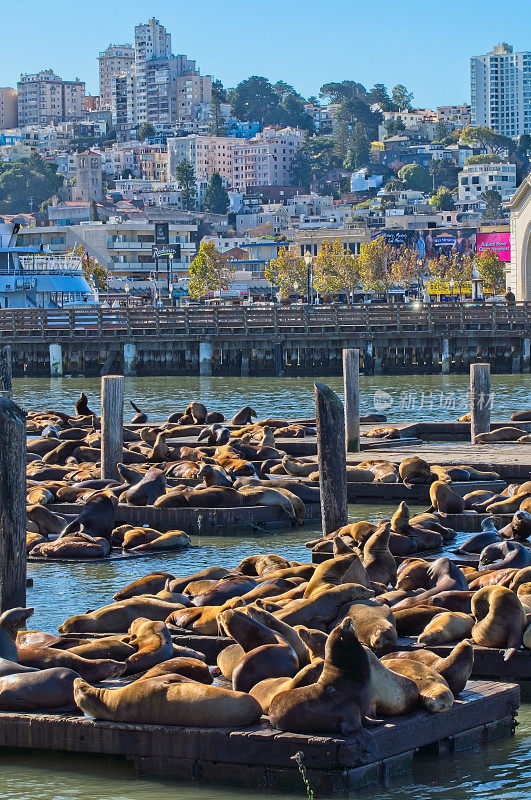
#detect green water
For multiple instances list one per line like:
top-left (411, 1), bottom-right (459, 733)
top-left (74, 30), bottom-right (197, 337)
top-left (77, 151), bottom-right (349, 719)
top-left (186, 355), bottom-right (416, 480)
top-left (8, 374), bottom-right (531, 798)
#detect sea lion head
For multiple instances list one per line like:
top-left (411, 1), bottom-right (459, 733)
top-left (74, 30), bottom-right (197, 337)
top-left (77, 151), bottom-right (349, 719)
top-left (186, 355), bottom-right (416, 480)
top-left (1, 607), bottom-right (34, 638)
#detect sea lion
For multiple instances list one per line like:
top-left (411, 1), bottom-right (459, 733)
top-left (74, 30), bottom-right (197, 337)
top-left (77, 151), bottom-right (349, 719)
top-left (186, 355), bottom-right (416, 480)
top-left (364, 647), bottom-right (419, 716)
top-left (337, 598), bottom-right (397, 653)
top-left (455, 465), bottom-right (501, 482)
top-left (60, 493), bottom-right (116, 543)
top-left (75, 393), bottom-right (95, 417)
top-left (365, 427), bottom-right (400, 440)
top-left (392, 606), bottom-right (447, 637)
top-left (165, 567), bottom-right (234, 595)
top-left (269, 617), bottom-right (377, 746)
top-left (31, 536), bottom-right (110, 560)
top-left (126, 467), bottom-right (166, 505)
top-left (471, 585), bottom-right (527, 658)
top-left (112, 573), bottom-right (175, 601)
top-left (192, 576), bottom-right (258, 607)
top-left (237, 554), bottom-right (291, 577)
top-left (458, 522), bottom-right (500, 553)
top-left (417, 612), bottom-right (474, 645)
top-left (124, 620), bottom-right (174, 675)
top-left (383, 658), bottom-right (453, 713)
top-left (384, 640), bottom-right (473, 697)
top-left (431, 465), bottom-right (470, 483)
top-left (428, 481), bottom-right (465, 514)
top-left (425, 591), bottom-right (474, 614)
top-left (197, 463), bottom-right (232, 488)
top-left (121, 528), bottom-right (161, 550)
top-left (130, 401), bottom-right (148, 425)
top-left (499, 510), bottom-right (531, 541)
top-left (184, 401), bottom-right (208, 424)
top-left (393, 557), bottom-right (468, 610)
top-left (59, 596), bottom-right (190, 634)
top-left (509, 568), bottom-right (531, 593)
top-left (139, 657), bottom-right (213, 684)
top-left (398, 457), bottom-right (432, 487)
top-left (67, 637), bottom-right (135, 662)
top-left (0, 608), bottom-right (34, 661)
top-left (0, 667), bottom-right (81, 711)
top-left (475, 427), bottom-right (526, 443)
top-left (511, 411), bottom-right (531, 422)
top-left (479, 540), bottom-right (531, 571)
top-left (74, 676), bottom-right (262, 726)
top-left (390, 501), bottom-right (411, 535)
top-left (166, 598), bottom-right (244, 636)
top-left (274, 584), bottom-right (374, 630)
top-left (363, 522), bottom-right (396, 586)
top-left (487, 494), bottom-right (531, 515)
top-left (132, 531), bottom-right (191, 552)
top-left (303, 551), bottom-right (370, 598)
top-left (281, 456), bottom-right (317, 478)
top-left (16, 646), bottom-right (126, 682)
top-left (26, 505), bottom-right (66, 537)
top-left (245, 607), bottom-right (309, 667)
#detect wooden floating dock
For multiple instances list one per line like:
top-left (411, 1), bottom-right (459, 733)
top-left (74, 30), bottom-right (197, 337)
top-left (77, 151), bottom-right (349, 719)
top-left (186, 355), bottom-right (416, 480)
top-left (395, 638), bottom-right (531, 682)
top-left (341, 479), bottom-right (505, 504)
top-left (0, 680), bottom-right (519, 793)
top-left (47, 501), bottom-right (322, 535)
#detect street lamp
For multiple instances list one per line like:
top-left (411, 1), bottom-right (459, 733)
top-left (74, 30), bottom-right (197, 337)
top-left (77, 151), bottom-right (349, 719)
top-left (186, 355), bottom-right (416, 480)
top-left (167, 252), bottom-right (174, 305)
top-left (124, 283), bottom-right (130, 308)
top-left (304, 251), bottom-right (313, 305)
top-left (449, 279), bottom-right (455, 302)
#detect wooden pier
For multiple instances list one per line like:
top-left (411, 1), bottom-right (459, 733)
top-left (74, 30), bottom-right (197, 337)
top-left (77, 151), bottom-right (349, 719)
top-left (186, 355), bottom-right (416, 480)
top-left (0, 681), bottom-right (519, 793)
top-left (1, 303), bottom-right (530, 376)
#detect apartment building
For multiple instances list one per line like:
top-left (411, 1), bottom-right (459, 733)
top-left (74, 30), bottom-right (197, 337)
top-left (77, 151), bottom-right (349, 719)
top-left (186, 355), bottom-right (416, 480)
top-left (232, 127), bottom-right (304, 192)
top-left (138, 144), bottom-right (168, 182)
top-left (167, 135), bottom-right (234, 183)
top-left (436, 104), bottom-right (471, 126)
top-left (176, 74), bottom-right (212, 124)
top-left (471, 43), bottom-right (531, 137)
top-left (133, 18), bottom-right (172, 125)
top-left (458, 162), bottom-right (517, 203)
top-left (98, 44), bottom-right (134, 110)
top-left (0, 88), bottom-right (18, 129)
top-left (17, 70), bottom-right (85, 125)
top-left (145, 54), bottom-right (199, 124)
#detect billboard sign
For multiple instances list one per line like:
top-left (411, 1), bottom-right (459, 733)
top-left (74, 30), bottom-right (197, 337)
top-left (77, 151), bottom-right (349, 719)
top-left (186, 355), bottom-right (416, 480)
top-left (152, 244), bottom-right (181, 260)
top-left (476, 232), bottom-right (511, 262)
top-left (154, 222), bottom-right (169, 246)
top-left (372, 228), bottom-right (477, 260)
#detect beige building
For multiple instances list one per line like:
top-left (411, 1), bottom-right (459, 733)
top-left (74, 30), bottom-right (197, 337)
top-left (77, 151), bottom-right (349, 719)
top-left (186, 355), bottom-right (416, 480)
top-left (98, 44), bottom-right (134, 110)
top-left (138, 145), bottom-right (168, 182)
top-left (167, 135), bottom-right (234, 183)
top-left (506, 176), bottom-right (531, 299)
top-left (0, 88), bottom-right (18, 129)
top-left (232, 127), bottom-right (304, 192)
top-left (176, 74), bottom-right (211, 123)
top-left (17, 70), bottom-right (85, 125)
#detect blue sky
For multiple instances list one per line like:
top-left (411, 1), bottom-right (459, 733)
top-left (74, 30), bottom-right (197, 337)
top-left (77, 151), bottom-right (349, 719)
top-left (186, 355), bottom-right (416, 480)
top-left (2, 0), bottom-right (531, 107)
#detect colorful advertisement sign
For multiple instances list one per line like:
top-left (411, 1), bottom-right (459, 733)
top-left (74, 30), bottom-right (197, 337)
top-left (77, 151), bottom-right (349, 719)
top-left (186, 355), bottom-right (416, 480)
top-left (476, 232), bottom-right (511, 262)
top-left (427, 280), bottom-right (472, 296)
top-left (373, 228), bottom-right (477, 260)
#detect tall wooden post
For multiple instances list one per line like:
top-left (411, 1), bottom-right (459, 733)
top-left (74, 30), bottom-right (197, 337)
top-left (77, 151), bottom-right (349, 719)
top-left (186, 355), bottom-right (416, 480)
top-left (315, 381), bottom-right (348, 536)
top-left (0, 395), bottom-right (26, 611)
top-left (470, 362), bottom-right (491, 443)
top-left (343, 348), bottom-right (360, 453)
top-left (0, 345), bottom-right (13, 398)
top-left (101, 375), bottom-right (124, 481)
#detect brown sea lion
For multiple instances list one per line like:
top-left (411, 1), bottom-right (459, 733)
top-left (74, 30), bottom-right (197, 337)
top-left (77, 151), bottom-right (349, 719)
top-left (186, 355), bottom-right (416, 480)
top-left (26, 505), bottom-right (66, 537)
top-left (60, 493), bottom-right (116, 543)
top-left (16, 646), bottom-right (126, 682)
top-left (499, 510), bottom-right (531, 541)
top-left (303, 550), bottom-right (370, 598)
top-left (244, 606), bottom-right (309, 667)
top-left (192, 576), bottom-right (258, 607)
top-left (479, 540), bottom-right (531, 572)
top-left (365, 427), bottom-right (400, 440)
top-left (124, 619), bottom-right (174, 675)
top-left (471, 585), bottom-right (527, 658)
top-left (364, 647), bottom-right (418, 715)
top-left (511, 411), bottom-right (531, 422)
top-left (336, 598), bottom-right (397, 653)
top-left (417, 612), bottom-right (474, 645)
top-left (165, 567), bottom-right (234, 595)
top-left (383, 658), bottom-right (453, 713)
top-left (0, 667), bottom-right (81, 711)
top-left (487, 494), bottom-right (531, 515)
top-left (273, 584), bottom-right (373, 630)
top-left (268, 617), bottom-right (377, 746)
top-left (126, 467), bottom-right (166, 506)
top-left (166, 598), bottom-right (244, 636)
top-left (132, 531), bottom-right (191, 552)
top-left (475, 427), bottom-right (526, 443)
top-left (139, 657), bottom-right (213, 684)
top-left (113, 573), bottom-right (175, 601)
top-left (31, 536), bottom-right (110, 560)
top-left (392, 606), bottom-right (447, 636)
top-left (398, 456), bottom-right (432, 487)
top-left (68, 637), bottom-right (135, 662)
top-left (428, 481), bottom-right (465, 514)
top-left (74, 676), bottom-right (262, 726)
top-left (0, 608), bottom-right (34, 661)
top-left (363, 521), bottom-right (396, 586)
top-left (59, 596), bottom-right (190, 634)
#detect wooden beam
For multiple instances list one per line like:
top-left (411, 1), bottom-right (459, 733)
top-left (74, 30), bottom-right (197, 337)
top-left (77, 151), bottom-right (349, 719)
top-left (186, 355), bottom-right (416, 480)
top-left (343, 348), bottom-right (360, 453)
top-left (0, 345), bottom-right (12, 398)
top-left (0, 395), bottom-right (26, 612)
top-left (470, 362), bottom-right (491, 443)
top-left (314, 381), bottom-right (348, 536)
top-left (101, 375), bottom-right (124, 481)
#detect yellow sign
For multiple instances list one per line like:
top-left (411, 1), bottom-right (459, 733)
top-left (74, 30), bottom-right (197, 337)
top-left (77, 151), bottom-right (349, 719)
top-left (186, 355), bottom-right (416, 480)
top-left (427, 281), bottom-right (472, 296)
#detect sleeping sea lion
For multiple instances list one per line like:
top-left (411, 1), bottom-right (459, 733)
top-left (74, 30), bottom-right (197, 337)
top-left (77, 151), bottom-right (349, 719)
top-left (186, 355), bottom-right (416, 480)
top-left (383, 658), bottom-right (453, 713)
top-left (471, 585), bottom-right (527, 659)
top-left (364, 647), bottom-right (418, 715)
top-left (475, 427), bottom-right (526, 443)
top-left (0, 668), bottom-right (81, 711)
top-left (417, 612), bottom-right (474, 645)
top-left (398, 457), bottom-right (432, 487)
top-left (479, 540), bottom-right (531, 571)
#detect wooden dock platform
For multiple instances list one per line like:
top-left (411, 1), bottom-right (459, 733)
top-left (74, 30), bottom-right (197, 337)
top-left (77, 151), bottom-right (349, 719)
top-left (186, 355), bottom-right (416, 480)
top-left (0, 680), bottom-right (519, 793)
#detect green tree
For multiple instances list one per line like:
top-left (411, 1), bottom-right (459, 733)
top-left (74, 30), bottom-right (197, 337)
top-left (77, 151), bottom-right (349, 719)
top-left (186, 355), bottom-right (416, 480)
top-left (319, 81), bottom-right (368, 103)
top-left (335, 97), bottom-right (382, 140)
top-left (291, 136), bottom-right (340, 187)
top-left (474, 250), bottom-right (506, 293)
top-left (465, 154), bottom-right (502, 165)
top-left (230, 76), bottom-right (280, 126)
top-left (460, 126), bottom-right (514, 154)
top-left (433, 120), bottom-right (449, 142)
top-left (279, 91), bottom-right (314, 131)
top-left (202, 172), bottom-right (229, 214)
top-left (188, 240), bottom-right (234, 298)
top-left (428, 158), bottom-right (459, 190)
top-left (0, 153), bottom-right (63, 214)
top-left (518, 133), bottom-right (531, 152)
top-left (481, 188), bottom-right (503, 219)
top-left (265, 246), bottom-right (307, 299)
top-left (175, 159), bottom-right (197, 210)
top-left (209, 79), bottom-right (227, 136)
top-left (352, 122), bottom-right (370, 168)
top-left (138, 122), bottom-right (156, 141)
top-left (367, 83), bottom-right (397, 111)
top-left (69, 243), bottom-right (108, 290)
top-left (397, 163), bottom-right (431, 192)
top-left (429, 186), bottom-right (455, 211)
top-left (391, 84), bottom-right (414, 110)
top-left (358, 237), bottom-right (396, 298)
top-left (312, 239), bottom-right (359, 300)
top-left (90, 198), bottom-right (100, 221)
top-left (333, 119), bottom-right (352, 159)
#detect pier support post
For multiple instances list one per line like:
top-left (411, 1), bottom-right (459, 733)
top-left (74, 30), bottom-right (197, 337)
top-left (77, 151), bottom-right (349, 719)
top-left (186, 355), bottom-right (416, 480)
top-left (49, 343), bottom-right (63, 378)
top-left (364, 342), bottom-right (374, 376)
top-left (470, 362), bottom-right (491, 444)
top-left (101, 375), bottom-right (124, 481)
top-left (343, 349), bottom-right (360, 453)
top-left (523, 338), bottom-right (531, 373)
top-left (199, 342), bottom-right (212, 376)
top-left (0, 346), bottom-right (12, 398)
top-left (240, 352), bottom-right (250, 377)
top-left (123, 343), bottom-right (137, 377)
top-left (374, 349), bottom-right (383, 375)
top-left (274, 342), bottom-right (283, 377)
top-left (441, 339), bottom-right (450, 374)
top-left (315, 382), bottom-right (348, 536)
top-left (0, 395), bottom-right (26, 612)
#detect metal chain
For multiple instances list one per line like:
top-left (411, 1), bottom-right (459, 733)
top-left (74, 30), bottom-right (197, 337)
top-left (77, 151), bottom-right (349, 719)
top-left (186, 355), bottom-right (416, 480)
top-left (291, 751), bottom-right (315, 800)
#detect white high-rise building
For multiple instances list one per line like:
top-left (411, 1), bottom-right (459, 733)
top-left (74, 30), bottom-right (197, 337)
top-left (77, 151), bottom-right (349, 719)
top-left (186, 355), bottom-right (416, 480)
top-left (470, 43), bottom-right (531, 138)
top-left (134, 18), bottom-right (172, 124)
top-left (98, 44), bottom-right (134, 110)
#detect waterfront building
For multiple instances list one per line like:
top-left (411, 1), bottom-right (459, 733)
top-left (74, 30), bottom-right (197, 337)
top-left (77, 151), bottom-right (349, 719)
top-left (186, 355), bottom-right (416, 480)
top-left (17, 70), bottom-right (85, 125)
top-left (471, 43), bottom-right (531, 137)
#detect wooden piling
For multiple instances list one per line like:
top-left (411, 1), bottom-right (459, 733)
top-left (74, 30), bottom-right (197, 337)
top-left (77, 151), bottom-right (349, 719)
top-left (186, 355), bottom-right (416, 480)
top-left (0, 395), bottom-right (26, 612)
top-left (101, 375), bottom-right (124, 481)
top-left (314, 381), bottom-right (348, 536)
top-left (470, 362), bottom-right (491, 444)
top-left (0, 346), bottom-right (13, 398)
top-left (343, 348), bottom-right (360, 453)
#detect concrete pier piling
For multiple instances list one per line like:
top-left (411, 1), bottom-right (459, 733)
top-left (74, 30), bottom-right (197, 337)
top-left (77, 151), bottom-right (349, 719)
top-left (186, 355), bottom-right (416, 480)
top-left (442, 338), bottom-right (451, 374)
top-left (123, 343), bottom-right (137, 377)
top-left (199, 342), bottom-right (213, 377)
top-left (49, 343), bottom-right (63, 378)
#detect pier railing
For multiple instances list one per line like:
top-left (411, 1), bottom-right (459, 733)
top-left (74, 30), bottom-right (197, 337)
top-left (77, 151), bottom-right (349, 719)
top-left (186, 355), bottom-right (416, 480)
top-left (1, 303), bottom-right (530, 341)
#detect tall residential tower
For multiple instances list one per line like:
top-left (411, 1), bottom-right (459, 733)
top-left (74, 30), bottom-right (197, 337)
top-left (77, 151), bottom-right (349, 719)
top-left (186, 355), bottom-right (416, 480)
top-left (470, 43), bottom-right (531, 137)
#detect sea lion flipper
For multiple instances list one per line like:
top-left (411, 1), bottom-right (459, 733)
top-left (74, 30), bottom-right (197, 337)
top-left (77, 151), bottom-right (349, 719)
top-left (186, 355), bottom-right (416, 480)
top-left (503, 647), bottom-right (518, 661)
